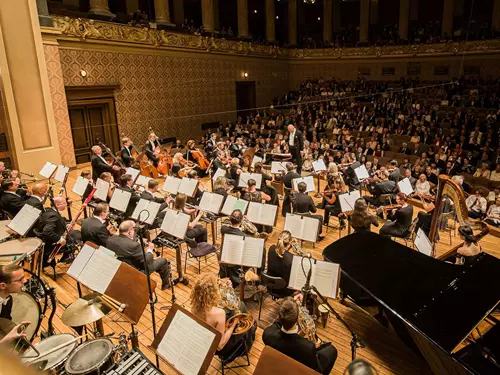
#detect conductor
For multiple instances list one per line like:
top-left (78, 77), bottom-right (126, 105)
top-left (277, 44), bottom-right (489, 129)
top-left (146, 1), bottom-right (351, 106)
top-left (287, 124), bottom-right (304, 174)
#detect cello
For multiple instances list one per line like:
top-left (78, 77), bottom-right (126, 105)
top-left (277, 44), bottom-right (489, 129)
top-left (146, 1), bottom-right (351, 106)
top-left (186, 140), bottom-right (210, 171)
top-left (149, 129), bottom-right (170, 175)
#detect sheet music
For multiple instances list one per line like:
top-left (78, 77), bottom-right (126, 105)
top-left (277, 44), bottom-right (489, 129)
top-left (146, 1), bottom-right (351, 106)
top-left (54, 165), bottom-right (69, 183)
top-left (220, 195), bottom-right (249, 216)
top-left (415, 228), bottom-right (433, 256)
top-left (271, 161), bottom-right (287, 174)
top-left (284, 214), bottom-right (304, 239)
top-left (354, 165), bottom-right (370, 181)
top-left (94, 178), bottom-right (110, 201)
top-left (162, 176), bottom-right (181, 194)
top-left (109, 189), bottom-right (132, 213)
top-left (314, 260), bottom-right (340, 299)
top-left (251, 155), bottom-right (263, 168)
top-left (78, 247), bottom-right (121, 294)
top-left (292, 176), bottom-right (315, 193)
top-left (39, 162), bottom-right (57, 179)
top-left (212, 168), bottom-right (226, 181)
top-left (339, 191), bottom-right (361, 212)
top-left (125, 167), bottom-right (140, 181)
top-left (288, 255), bottom-right (313, 291)
top-left (7, 205), bottom-right (42, 236)
top-left (178, 178), bottom-right (198, 197)
top-left (221, 234), bottom-right (244, 265)
top-left (398, 178), bottom-right (414, 196)
top-left (241, 236), bottom-right (265, 268)
top-left (67, 244), bottom-right (96, 279)
top-left (132, 199), bottom-right (161, 225)
top-left (157, 310), bottom-right (216, 375)
top-left (301, 216), bottom-right (320, 242)
top-left (238, 172), bottom-right (262, 189)
top-left (135, 175), bottom-right (152, 187)
top-left (161, 209), bottom-right (190, 239)
top-left (312, 159), bottom-right (327, 173)
top-left (72, 176), bottom-right (90, 196)
top-left (246, 202), bottom-right (277, 226)
top-left (199, 192), bottom-right (224, 214)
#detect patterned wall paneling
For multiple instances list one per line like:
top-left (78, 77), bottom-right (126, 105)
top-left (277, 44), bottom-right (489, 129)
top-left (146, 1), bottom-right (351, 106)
top-left (58, 47), bottom-right (289, 145)
top-left (43, 44), bottom-right (77, 167)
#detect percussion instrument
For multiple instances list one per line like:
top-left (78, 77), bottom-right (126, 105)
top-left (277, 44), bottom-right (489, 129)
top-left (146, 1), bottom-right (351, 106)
top-left (0, 220), bottom-right (14, 243)
top-left (62, 297), bottom-right (111, 327)
top-left (10, 291), bottom-right (42, 341)
top-left (0, 238), bottom-right (42, 265)
top-left (102, 348), bottom-right (162, 375)
top-left (65, 338), bottom-right (115, 375)
top-left (23, 333), bottom-right (77, 373)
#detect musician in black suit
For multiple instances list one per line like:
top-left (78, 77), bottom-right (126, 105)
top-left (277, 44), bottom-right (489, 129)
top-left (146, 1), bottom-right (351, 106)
top-left (25, 182), bottom-right (47, 211)
top-left (0, 264), bottom-right (25, 321)
top-left (380, 193), bottom-right (414, 237)
top-left (293, 182), bottom-right (325, 241)
top-left (106, 220), bottom-right (171, 290)
top-left (263, 296), bottom-right (337, 375)
top-left (229, 137), bottom-right (244, 159)
top-left (91, 145), bottom-right (118, 181)
top-left (140, 180), bottom-right (171, 212)
top-left (145, 133), bottom-right (161, 167)
top-left (205, 133), bottom-right (217, 155)
top-left (219, 209), bottom-right (245, 286)
top-left (282, 163), bottom-right (301, 217)
top-left (287, 124), bottom-right (305, 174)
top-left (81, 202), bottom-right (112, 247)
top-left (364, 171), bottom-right (397, 206)
top-left (120, 137), bottom-right (135, 168)
top-left (0, 179), bottom-right (29, 217)
top-left (117, 174), bottom-right (140, 219)
top-left (35, 197), bottom-right (81, 266)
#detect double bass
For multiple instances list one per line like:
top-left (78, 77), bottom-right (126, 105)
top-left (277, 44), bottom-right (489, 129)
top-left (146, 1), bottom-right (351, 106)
top-left (149, 129), bottom-right (170, 175)
top-left (98, 141), bottom-right (125, 180)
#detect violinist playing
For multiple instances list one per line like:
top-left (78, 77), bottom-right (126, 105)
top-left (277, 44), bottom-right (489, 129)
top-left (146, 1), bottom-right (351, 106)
top-left (171, 153), bottom-right (196, 178)
top-left (321, 179), bottom-right (346, 230)
top-left (379, 193), bottom-right (413, 237)
top-left (91, 145), bottom-right (120, 181)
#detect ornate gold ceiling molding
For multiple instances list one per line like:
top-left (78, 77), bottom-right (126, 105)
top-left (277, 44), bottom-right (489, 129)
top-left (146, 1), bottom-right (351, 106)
top-left (51, 16), bottom-right (500, 60)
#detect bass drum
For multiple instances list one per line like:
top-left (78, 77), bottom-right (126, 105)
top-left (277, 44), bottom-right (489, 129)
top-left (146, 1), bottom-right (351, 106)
top-left (23, 333), bottom-right (77, 373)
top-left (10, 291), bottom-right (41, 342)
top-left (65, 338), bottom-right (115, 375)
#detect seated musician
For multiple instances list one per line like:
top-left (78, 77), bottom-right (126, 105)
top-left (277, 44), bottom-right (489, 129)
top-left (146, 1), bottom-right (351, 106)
top-left (145, 133), bottom-right (160, 168)
top-left (387, 160), bottom-right (400, 183)
top-left (106, 220), bottom-right (171, 290)
top-left (90, 145), bottom-right (119, 181)
top-left (26, 182), bottom-right (47, 211)
top-left (213, 176), bottom-right (232, 199)
top-left (230, 137), bottom-right (244, 159)
top-left (220, 209), bottom-right (245, 286)
top-left (294, 182), bottom-right (325, 241)
top-left (379, 193), bottom-right (414, 238)
top-left (415, 199), bottom-right (435, 237)
top-left (140, 180), bottom-right (171, 212)
top-left (190, 273), bottom-right (255, 357)
top-left (35, 196), bottom-right (81, 266)
top-left (80, 170), bottom-right (94, 203)
top-left (174, 193), bottom-right (207, 244)
top-left (485, 197), bottom-right (500, 227)
top-left (455, 225), bottom-right (482, 264)
top-left (282, 163), bottom-right (301, 217)
top-left (262, 296), bottom-right (338, 375)
top-left (466, 190), bottom-right (487, 219)
top-left (186, 140), bottom-right (207, 177)
top-left (243, 178), bottom-right (272, 233)
top-left (0, 179), bottom-right (30, 217)
top-left (414, 174), bottom-right (431, 196)
top-left (322, 179), bottom-right (346, 230)
top-left (364, 170), bottom-right (397, 207)
top-left (120, 137), bottom-right (134, 168)
top-left (81, 202), bottom-right (113, 247)
top-left (205, 133), bottom-right (217, 155)
top-left (229, 158), bottom-right (242, 189)
top-left (211, 151), bottom-right (229, 176)
top-left (98, 172), bottom-right (115, 203)
top-left (403, 169), bottom-right (416, 188)
top-left (171, 152), bottom-right (194, 178)
top-left (351, 198), bottom-right (379, 232)
top-left (117, 174), bottom-right (140, 218)
top-left (267, 231), bottom-right (295, 297)
top-left (253, 162), bottom-right (277, 205)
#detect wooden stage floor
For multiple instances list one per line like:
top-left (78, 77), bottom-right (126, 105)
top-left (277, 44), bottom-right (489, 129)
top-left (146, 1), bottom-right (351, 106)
top-left (32, 168), bottom-right (500, 375)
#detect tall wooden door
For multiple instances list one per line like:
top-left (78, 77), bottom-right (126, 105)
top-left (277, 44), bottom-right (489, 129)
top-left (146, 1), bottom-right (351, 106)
top-left (236, 81), bottom-right (256, 120)
top-left (68, 100), bottom-right (119, 164)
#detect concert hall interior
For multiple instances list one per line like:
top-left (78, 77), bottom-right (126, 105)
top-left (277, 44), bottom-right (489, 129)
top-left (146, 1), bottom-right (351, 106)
top-left (0, 0), bottom-right (500, 374)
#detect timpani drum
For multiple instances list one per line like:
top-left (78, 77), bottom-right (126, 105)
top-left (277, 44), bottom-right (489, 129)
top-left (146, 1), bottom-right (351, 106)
top-left (10, 291), bottom-right (42, 341)
top-left (23, 333), bottom-right (77, 373)
top-left (0, 220), bottom-right (13, 243)
top-left (0, 238), bottom-right (42, 266)
top-left (64, 338), bottom-right (116, 375)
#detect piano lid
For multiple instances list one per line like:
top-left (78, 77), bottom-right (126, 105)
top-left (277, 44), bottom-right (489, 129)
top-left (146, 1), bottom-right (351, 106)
top-left (323, 232), bottom-right (500, 354)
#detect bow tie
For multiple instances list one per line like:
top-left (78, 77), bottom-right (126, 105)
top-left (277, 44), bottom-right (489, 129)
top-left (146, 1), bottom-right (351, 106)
top-left (0, 296), bottom-right (10, 305)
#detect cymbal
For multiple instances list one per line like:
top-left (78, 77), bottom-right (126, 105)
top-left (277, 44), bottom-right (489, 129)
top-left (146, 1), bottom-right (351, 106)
top-left (61, 295), bottom-right (111, 327)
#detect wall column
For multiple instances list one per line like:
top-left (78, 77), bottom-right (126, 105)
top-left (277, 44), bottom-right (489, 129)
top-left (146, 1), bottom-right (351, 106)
top-left (359, 0), bottom-right (370, 43)
top-left (173, 0), bottom-right (184, 26)
top-left (89, 0), bottom-right (114, 17)
top-left (213, 0), bottom-right (219, 31)
top-left (323, 0), bottom-right (333, 43)
top-left (36, 0), bottom-right (53, 27)
top-left (201, 0), bottom-right (215, 32)
top-left (410, 0), bottom-right (419, 21)
top-left (288, 0), bottom-right (297, 45)
top-left (333, 0), bottom-right (341, 33)
top-left (399, 0), bottom-right (410, 40)
top-left (0, 0), bottom-right (62, 173)
top-left (266, 0), bottom-right (275, 42)
top-left (126, 0), bottom-right (139, 13)
top-left (493, 0), bottom-right (500, 31)
top-left (155, 0), bottom-right (174, 26)
top-left (442, 0), bottom-right (454, 37)
top-left (237, 0), bottom-right (249, 38)
top-left (370, 0), bottom-right (378, 25)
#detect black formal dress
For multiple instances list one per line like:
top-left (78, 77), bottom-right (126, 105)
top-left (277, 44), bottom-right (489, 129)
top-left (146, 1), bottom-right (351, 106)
top-left (145, 139), bottom-right (161, 167)
top-left (120, 146), bottom-right (134, 168)
top-left (91, 154), bottom-right (113, 181)
top-left (323, 193), bottom-right (345, 227)
top-left (81, 216), bottom-right (110, 247)
top-left (0, 191), bottom-right (27, 217)
top-left (380, 205), bottom-right (414, 237)
top-left (262, 321), bottom-right (337, 375)
top-left (266, 246), bottom-right (294, 297)
top-left (288, 129), bottom-right (305, 174)
top-left (365, 180), bottom-right (397, 206)
top-left (106, 234), bottom-right (170, 288)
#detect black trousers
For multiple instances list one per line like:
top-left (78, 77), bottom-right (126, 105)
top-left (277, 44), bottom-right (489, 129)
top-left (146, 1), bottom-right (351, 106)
top-left (145, 252), bottom-right (170, 286)
top-left (324, 206), bottom-right (345, 227)
top-left (379, 221), bottom-right (407, 237)
top-left (318, 344), bottom-right (338, 375)
top-left (187, 225), bottom-right (208, 243)
top-left (290, 146), bottom-right (303, 174)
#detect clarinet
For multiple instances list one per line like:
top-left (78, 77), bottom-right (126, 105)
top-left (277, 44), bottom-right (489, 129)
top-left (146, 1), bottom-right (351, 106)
top-left (47, 188), bottom-right (96, 263)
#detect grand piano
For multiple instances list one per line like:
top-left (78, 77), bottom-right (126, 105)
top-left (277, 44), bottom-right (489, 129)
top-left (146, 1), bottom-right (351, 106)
top-left (323, 230), bottom-right (500, 375)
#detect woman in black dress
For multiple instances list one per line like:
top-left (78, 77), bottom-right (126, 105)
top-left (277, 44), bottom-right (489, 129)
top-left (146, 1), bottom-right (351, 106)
top-left (267, 230), bottom-right (295, 297)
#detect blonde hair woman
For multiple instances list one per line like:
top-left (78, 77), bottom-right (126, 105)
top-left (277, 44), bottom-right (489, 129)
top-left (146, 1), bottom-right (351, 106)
top-left (266, 231), bottom-right (294, 296)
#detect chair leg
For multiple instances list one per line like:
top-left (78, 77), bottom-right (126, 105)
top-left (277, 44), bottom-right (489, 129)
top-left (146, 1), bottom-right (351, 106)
top-left (449, 230), bottom-right (452, 246)
top-left (184, 251), bottom-right (188, 274)
top-left (258, 291), bottom-right (265, 321)
top-left (197, 258), bottom-right (201, 274)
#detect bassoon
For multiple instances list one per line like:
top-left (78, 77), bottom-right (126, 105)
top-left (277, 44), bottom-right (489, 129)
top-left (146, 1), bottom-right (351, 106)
top-left (47, 187), bottom-right (96, 263)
